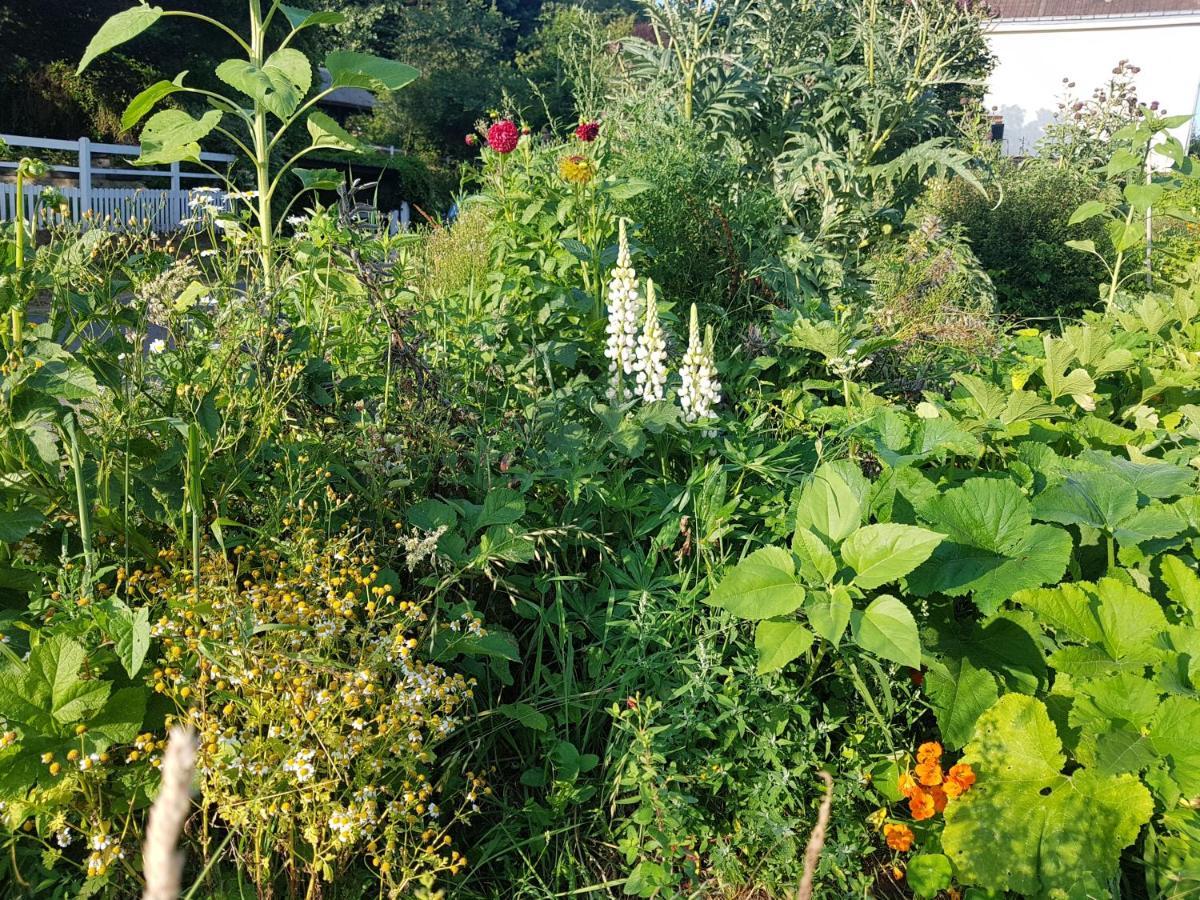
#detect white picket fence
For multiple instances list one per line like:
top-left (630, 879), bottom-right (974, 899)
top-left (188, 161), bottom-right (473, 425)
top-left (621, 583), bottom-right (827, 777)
top-left (0, 134), bottom-right (235, 231)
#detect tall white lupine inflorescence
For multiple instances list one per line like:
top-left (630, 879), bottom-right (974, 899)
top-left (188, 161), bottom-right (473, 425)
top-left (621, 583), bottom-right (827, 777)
top-left (678, 304), bottom-right (721, 424)
top-left (604, 218), bottom-right (643, 401)
top-left (634, 279), bottom-right (668, 403)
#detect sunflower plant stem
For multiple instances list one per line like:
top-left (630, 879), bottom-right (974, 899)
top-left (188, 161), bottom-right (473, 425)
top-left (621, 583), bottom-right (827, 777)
top-left (10, 166), bottom-right (26, 353)
top-left (65, 415), bottom-right (95, 599)
top-left (249, 0), bottom-right (274, 291)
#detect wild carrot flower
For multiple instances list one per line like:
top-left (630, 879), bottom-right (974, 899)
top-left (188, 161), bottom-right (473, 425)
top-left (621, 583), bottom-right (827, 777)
top-left (487, 120), bottom-right (520, 154)
top-left (604, 219), bottom-right (642, 401)
top-left (559, 154), bottom-right (597, 185)
top-left (883, 823), bottom-right (914, 852)
top-left (634, 280), bottom-right (668, 403)
top-left (678, 304), bottom-right (721, 424)
top-left (575, 121), bottom-right (601, 142)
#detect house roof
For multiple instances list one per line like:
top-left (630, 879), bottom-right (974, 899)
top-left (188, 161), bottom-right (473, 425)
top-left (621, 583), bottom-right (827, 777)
top-left (989, 0), bottom-right (1200, 19)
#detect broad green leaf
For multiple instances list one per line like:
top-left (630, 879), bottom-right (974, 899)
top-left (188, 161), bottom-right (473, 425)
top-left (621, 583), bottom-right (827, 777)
top-left (704, 546), bottom-right (806, 620)
top-left (1124, 182), bottom-right (1164, 213)
top-left (325, 51), bottom-right (419, 93)
top-left (1094, 578), bottom-right (1168, 663)
top-left (306, 110), bottom-right (360, 151)
top-left (906, 854), bottom-right (953, 899)
top-left (78, 5), bottom-right (163, 73)
top-left (0, 506), bottom-right (44, 543)
top-left (1068, 199), bottom-right (1107, 226)
top-left (106, 603), bottom-right (151, 678)
top-left (280, 4), bottom-right (346, 30)
top-left (754, 619), bottom-right (814, 674)
top-left (138, 108), bottom-right (222, 165)
top-left (791, 526), bottom-right (836, 583)
top-left (852, 595), bottom-right (921, 668)
top-left (953, 373), bottom-right (1007, 420)
top-left (121, 72), bottom-right (188, 131)
top-left (910, 479), bottom-right (1072, 612)
top-left (293, 167), bottom-right (343, 191)
top-left (1150, 696), bottom-right (1200, 796)
top-left (942, 695), bottom-right (1153, 897)
top-left (1070, 671), bottom-right (1161, 727)
top-left (86, 687), bottom-right (147, 749)
top-left (1161, 555), bottom-right (1200, 621)
top-left (1032, 469), bottom-right (1138, 533)
top-left (496, 702), bottom-right (548, 731)
top-left (1065, 239), bottom-right (1097, 254)
top-left (474, 487), bottom-right (524, 532)
top-left (1112, 503), bottom-right (1186, 545)
top-left (804, 587), bottom-right (852, 646)
top-left (1081, 450), bottom-right (1194, 500)
top-left (1000, 390), bottom-right (1059, 425)
top-left (842, 523), bottom-right (943, 590)
top-left (925, 613), bottom-right (1046, 695)
top-left (921, 478), bottom-right (1030, 556)
top-left (794, 467), bottom-right (862, 545)
top-left (1014, 583), bottom-right (1104, 643)
top-left (924, 655), bottom-right (998, 749)
top-left (216, 48), bottom-right (310, 120)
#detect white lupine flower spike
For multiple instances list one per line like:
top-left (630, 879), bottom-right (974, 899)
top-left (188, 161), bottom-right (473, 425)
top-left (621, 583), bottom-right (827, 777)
top-left (634, 279), bottom-right (668, 403)
top-left (678, 304), bottom-right (721, 428)
top-left (604, 218), bottom-right (643, 402)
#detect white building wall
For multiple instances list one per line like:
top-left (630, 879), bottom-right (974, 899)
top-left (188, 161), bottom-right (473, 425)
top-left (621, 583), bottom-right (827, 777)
top-left (984, 14), bottom-right (1200, 154)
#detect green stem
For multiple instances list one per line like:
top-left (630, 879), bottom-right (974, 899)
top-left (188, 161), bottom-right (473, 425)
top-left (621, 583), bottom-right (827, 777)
top-left (11, 167), bottom-right (25, 352)
top-left (66, 416), bottom-right (95, 599)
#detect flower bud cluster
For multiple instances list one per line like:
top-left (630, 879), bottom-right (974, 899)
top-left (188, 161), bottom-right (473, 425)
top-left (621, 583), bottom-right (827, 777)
top-left (604, 219), bottom-right (643, 401)
top-left (633, 280), bottom-right (668, 403)
top-left (678, 304), bottom-right (721, 423)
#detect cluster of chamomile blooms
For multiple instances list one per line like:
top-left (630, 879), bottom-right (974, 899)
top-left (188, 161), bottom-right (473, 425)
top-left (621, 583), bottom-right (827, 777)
top-left (138, 530), bottom-right (487, 892)
top-left (604, 220), bottom-right (722, 421)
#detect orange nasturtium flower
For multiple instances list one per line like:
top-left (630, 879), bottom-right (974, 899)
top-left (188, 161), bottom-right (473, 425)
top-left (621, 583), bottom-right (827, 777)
top-left (914, 759), bottom-right (943, 786)
top-left (916, 741), bottom-right (942, 765)
top-left (884, 823), bottom-right (914, 852)
top-left (908, 787), bottom-right (936, 821)
top-left (898, 771), bottom-right (919, 799)
top-left (943, 762), bottom-right (976, 799)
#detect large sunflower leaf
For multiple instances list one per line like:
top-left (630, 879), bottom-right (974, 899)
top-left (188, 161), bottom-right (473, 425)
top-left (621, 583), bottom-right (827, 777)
top-left (942, 695), bottom-right (1153, 897)
top-left (137, 108), bottom-right (223, 165)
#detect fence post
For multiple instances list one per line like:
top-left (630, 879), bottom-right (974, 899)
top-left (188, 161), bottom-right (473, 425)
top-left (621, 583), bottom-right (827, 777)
top-left (400, 201), bottom-right (410, 231)
top-left (78, 137), bottom-right (93, 217)
top-left (170, 161), bottom-right (181, 193)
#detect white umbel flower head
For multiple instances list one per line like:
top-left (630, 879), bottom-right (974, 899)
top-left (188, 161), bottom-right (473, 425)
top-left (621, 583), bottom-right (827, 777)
top-left (634, 279), bottom-right (668, 403)
top-left (678, 304), bottom-right (721, 424)
top-left (604, 218), bottom-right (642, 401)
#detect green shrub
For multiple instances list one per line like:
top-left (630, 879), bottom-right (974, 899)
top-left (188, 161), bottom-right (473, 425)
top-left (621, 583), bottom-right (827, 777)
top-left (928, 158), bottom-right (1114, 318)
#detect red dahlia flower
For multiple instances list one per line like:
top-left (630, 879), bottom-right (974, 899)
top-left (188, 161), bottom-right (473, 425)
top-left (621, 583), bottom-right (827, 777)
top-left (487, 120), bottom-right (520, 154)
top-left (575, 121), bottom-right (601, 142)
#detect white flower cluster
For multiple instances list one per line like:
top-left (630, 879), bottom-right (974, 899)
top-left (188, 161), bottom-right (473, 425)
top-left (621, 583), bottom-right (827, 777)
top-left (604, 218), bottom-right (643, 401)
top-left (282, 748), bottom-right (316, 782)
top-left (828, 347), bottom-right (873, 379)
top-left (633, 280), bottom-right (668, 403)
top-left (678, 304), bottom-right (721, 424)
